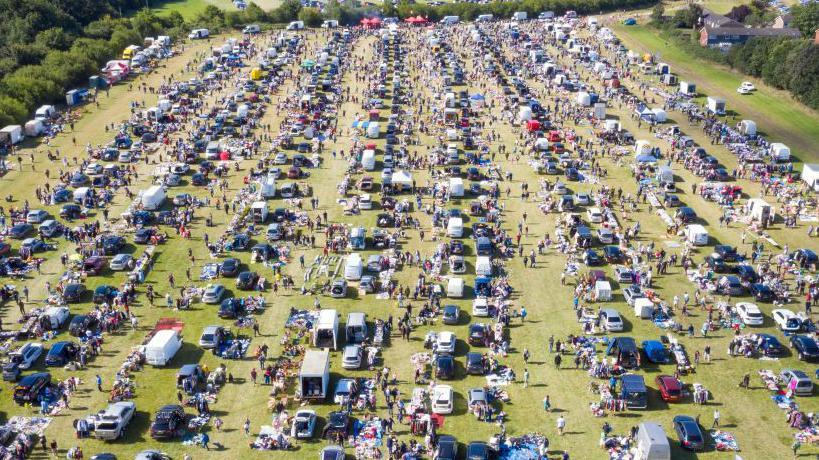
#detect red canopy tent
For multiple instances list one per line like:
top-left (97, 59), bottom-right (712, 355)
top-left (405, 16), bottom-right (427, 24)
top-left (361, 17), bottom-right (381, 28)
top-left (526, 120), bottom-right (542, 131)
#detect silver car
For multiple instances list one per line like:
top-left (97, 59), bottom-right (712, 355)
top-left (341, 345), bottom-right (363, 369)
top-left (109, 254), bottom-right (133, 271)
top-left (202, 284), bottom-right (225, 304)
top-left (199, 325), bottom-right (225, 349)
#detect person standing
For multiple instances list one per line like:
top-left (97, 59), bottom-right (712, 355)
top-left (243, 417), bottom-right (251, 436)
top-left (557, 416), bottom-right (566, 435)
top-left (543, 395), bottom-right (551, 412)
top-left (523, 368), bottom-right (530, 388)
top-left (554, 353), bottom-right (562, 369)
top-left (96, 375), bottom-right (103, 392)
top-left (711, 409), bottom-right (720, 428)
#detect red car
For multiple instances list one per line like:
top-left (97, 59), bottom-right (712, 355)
top-left (547, 130), bottom-right (562, 142)
top-left (655, 375), bottom-right (683, 402)
top-left (82, 256), bottom-right (107, 275)
top-left (287, 166), bottom-right (301, 179)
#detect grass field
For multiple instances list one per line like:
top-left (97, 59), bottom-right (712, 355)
top-left (609, 20), bottom-right (819, 166)
top-left (152, 0), bottom-right (283, 19)
top-left (0, 21), bottom-right (817, 460)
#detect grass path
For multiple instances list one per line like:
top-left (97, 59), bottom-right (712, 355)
top-left (609, 20), bottom-right (819, 165)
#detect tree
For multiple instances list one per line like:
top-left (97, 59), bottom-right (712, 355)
top-left (726, 5), bottom-right (752, 23)
top-left (791, 2), bottom-right (819, 37)
top-left (0, 96), bottom-right (27, 127)
top-left (274, 0), bottom-right (303, 23)
top-left (672, 4), bottom-right (702, 29)
top-left (298, 7), bottom-right (324, 27)
top-left (35, 28), bottom-right (76, 51)
top-left (650, 3), bottom-right (665, 24)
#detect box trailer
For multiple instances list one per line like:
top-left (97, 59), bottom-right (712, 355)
top-left (35, 105), bottom-right (56, 120)
top-left (684, 224), bottom-right (709, 246)
top-left (802, 164), bottom-right (819, 192)
top-left (250, 201), bottom-right (268, 223)
top-left (312, 309), bottom-right (338, 350)
top-left (706, 96), bottom-right (726, 115)
top-left (679, 81), bottom-right (696, 96)
top-left (299, 349), bottom-right (330, 400)
top-left (595, 280), bottom-right (612, 301)
top-left (746, 198), bottom-right (772, 227)
top-left (140, 185), bottom-right (166, 211)
top-left (634, 423), bottom-right (670, 460)
top-left (512, 11), bottom-right (528, 21)
top-left (0, 125), bottom-right (23, 144)
top-left (144, 329), bottom-right (182, 366)
top-left (634, 298), bottom-right (654, 319)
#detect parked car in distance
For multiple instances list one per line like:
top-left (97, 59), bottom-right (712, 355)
top-left (202, 284), bottom-right (226, 304)
top-left (772, 309), bottom-right (801, 332)
top-left (780, 369), bottom-right (813, 396)
top-left (150, 405), bottom-right (186, 439)
top-left (790, 335), bottom-right (819, 361)
top-left (655, 375), bottom-right (684, 402)
top-left (737, 302), bottom-right (764, 326)
top-left (432, 385), bottom-right (454, 414)
top-left (290, 409), bottom-right (317, 439)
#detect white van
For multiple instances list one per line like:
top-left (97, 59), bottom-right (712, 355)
top-left (447, 217), bottom-right (463, 238)
top-left (188, 29), bottom-right (209, 39)
top-left (449, 177), bottom-right (464, 197)
top-left (321, 20), bottom-right (339, 28)
top-left (40, 306), bottom-right (70, 329)
top-left (447, 278), bottom-right (464, 298)
top-left (141, 185), bottom-right (166, 211)
top-left (344, 253), bottom-right (363, 281)
top-left (684, 224), bottom-right (709, 246)
top-left (287, 21), bottom-right (305, 30)
top-left (144, 330), bottom-right (182, 366)
top-left (361, 149), bottom-right (376, 170)
top-left (475, 256), bottom-right (492, 277)
top-left (243, 24), bottom-right (261, 34)
top-left (476, 14), bottom-right (494, 22)
top-left (440, 15), bottom-right (459, 25)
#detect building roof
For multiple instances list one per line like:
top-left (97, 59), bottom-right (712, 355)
top-left (703, 26), bottom-right (802, 38)
top-left (702, 9), bottom-right (743, 28)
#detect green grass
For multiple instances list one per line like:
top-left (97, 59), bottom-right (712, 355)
top-left (0, 25), bottom-right (818, 460)
top-left (151, 0), bottom-right (283, 19)
top-left (610, 21), bottom-right (819, 165)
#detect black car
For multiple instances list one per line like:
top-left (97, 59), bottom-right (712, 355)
top-left (749, 283), bottom-right (774, 302)
top-left (191, 173), bottom-right (208, 186)
top-left (218, 298), bottom-right (245, 319)
top-left (68, 315), bottom-right (99, 337)
top-left (220, 258), bottom-right (240, 277)
top-left (101, 236), bottom-right (125, 255)
top-left (376, 213), bottom-right (395, 228)
top-left (705, 255), bottom-right (730, 273)
top-left (61, 204), bottom-right (83, 219)
top-left (662, 193), bottom-right (682, 207)
top-left (465, 352), bottom-right (486, 375)
top-left (602, 246), bottom-right (623, 263)
top-left (13, 372), bottom-right (51, 405)
top-left (735, 265), bottom-right (759, 283)
top-left (63, 283), bottom-right (86, 303)
top-left (9, 223), bottom-right (32, 239)
top-left (236, 271), bottom-right (259, 290)
top-left (150, 405), bottom-right (186, 439)
top-left (435, 355), bottom-right (455, 380)
top-left (134, 228), bottom-right (156, 244)
top-left (449, 240), bottom-right (465, 255)
top-left (673, 415), bottom-right (705, 451)
top-left (583, 249), bottom-right (602, 266)
top-left (132, 211), bottom-right (154, 226)
top-left (272, 208), bottom-right (288, 222)
top-left (790, 335), bottom-right (819, 361)
top-left (322, 411), bottom-right (351, 439)
top-left (231, 233), bottom-right (251, 251)
top-left (675, 207), bottom-right (697, 223)
top-left (714, 245), bottom-right (739, 262)
top-left (469, 323), bottom-right (487, 346)
top-left (466, 441), bottom-right (490, 460)
top-left (757, 333), bottom-right (784, 357)
top-left (45, 341), bottom-right (78, 366)
top-left (436, 435), bottom-right (458, 460)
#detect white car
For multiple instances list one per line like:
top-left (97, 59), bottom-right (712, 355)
top-left (472, 298), bottom-right (489, 317)
top-left (736, 302), bottom-right (764, 326)
top-left (431, 385), bottom-right (454, 414)
top-left (597, 228), bottom-right (614, 244)
top-left (574, 193), bottom-right (591, 206)
top-left (772, 308), bottom-right (801, 332)
top-left (26, 210), bottom-right (49, 224)
top-left (87, 401), bottom-right (136, 440)
top-left (736, 87), bottom-right (751, 95)
top-left (109, 254), bottom-right (133, 271)
top-left (7, 342), bottom-right (44, 370)
top-left (436, 331), bottom-right (456, 355)
top-left (84, 163), bottom-right (103, 175)
top-left (290, 409), bottom-right (317, 438)
top-left (740, 81), bottom-right (755, 91)
top-left (359, 194), bottom-right (373, 210)
top-left (586, 207), bottom-right (603, 223)
top-left (599, 308), bottom-right (624, 332)
top-left (342, 345), bottom-right (363, 369)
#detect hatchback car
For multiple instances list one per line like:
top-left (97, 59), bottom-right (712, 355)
top-left (673, 415), bottom-right (704, 451)
top-left (431, 385), bottom-right (454, 414)
top-left (442, 305), bottom-right (460, 325)
top-left (342, 345), bottom-right (363, 369)
top-left (220, 258), bottom-right (240, 277)
top-left (202, 284), bottom-right (226, 304)
top-left (466, 352), bottom-right (486, 375)
top-left (198, 325), bottom-right (225, 349)
top-left (655, 375), bottom-right (684, 402)
top-left (737, 302), bottom-right (764, 326)
top-left (150, 405), bottom-right (186, 439)
top-left (109, 254), bottom-right (133, 271)
top-left (599, 309), bottom-right (624, 332)
top-left (436, 331), bottom-right (456, 355)
top-left (790, 335), bottom-right (819, 361)
top-left (435, 355), bottom-right (455, 380)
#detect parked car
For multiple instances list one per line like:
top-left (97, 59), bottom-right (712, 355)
top-left (88, 401), bottom-right (136, 440)
top-left (790, 335), bottom-right (819, 361)
top-left (150, 405), bottom-right (186, 439)
top-left (202, 284), bottom-right (226, 304)
top-left (599, 308), bottom-right (624, 332)
top-left (780, 369), bottom-right (813, 396)
top-left (13, 372), bottom-right (51, 405)
top-left (737, 302), bottom-right (764, 326)
top-left (442, 305), bottom-right (460, 325)
top-left (655, 375), bottom-right (684, 402)
top-left (772, 309), bottom-right (801, 332)
top-left (290, 409), bottom-right (317, 438)
top-left (198, 325), bottom-right (225, 349)
top-left (673, 415), bottom-right (705, 451)
top-left (63, 283), bottom-right (87, 302)
top-left (2, 343), bottom-right (44, 381)
top-left (431, 386), bottom-right (454, 415)
top-left (342, 345), bottom-right (363, 369)
top-left (757, 333), bottom-right (785, 357)
top-left (623, 285), bottom-right (645, 306)
top-left (435, 355), bottom-right (455, 380)
top-left (45, 341), bottom-right (79, 366)
top-left (220, 258), bottom-right (240, 277)
top-left (235, 271), bottom-right (259, 290)
top-left (322, 411), bottom-right (351, 439)
top-left (435, 434), bottom-right (457, 459)
top-left (436, 331), bottom-right (456, 354)
top-left (465, 352), bottom-right (486, 375)
top-left (109, 254), bottom-right (133, 271)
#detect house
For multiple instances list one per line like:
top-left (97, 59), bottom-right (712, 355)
top-left (772, 14), bottom-right (793, 28)
top-left (701, 9), bottom-right (742, 29)
top-left (700, 26), bottom-right (802, 47)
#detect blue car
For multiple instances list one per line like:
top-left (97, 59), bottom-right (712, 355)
top-left (673, 415), bottom-right (705, 451)
top-left (45, 341), bottom-right (79, 367)
top-left (52, 189), bottom-right (72, 203)
top-left (757, 334), bottom-right (784, 357)
top-left (791, 335), bottom-right (819, 362)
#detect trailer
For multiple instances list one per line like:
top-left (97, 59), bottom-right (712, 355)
top-left (299, 349), bottom-right (330, 400)
top-left (0, 125), bottom-right (23, 144)
top-left (250, 201), bottom-right (268, 223)
top-left (802, 164), bottom-right (819, 192)
top-left (706, 97), bottom-right (726, 116)
top-left (312, 309), bottom-right (338, 349)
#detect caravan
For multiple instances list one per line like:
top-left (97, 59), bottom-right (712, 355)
top-left (684, 224), bottom-right (709, 246)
